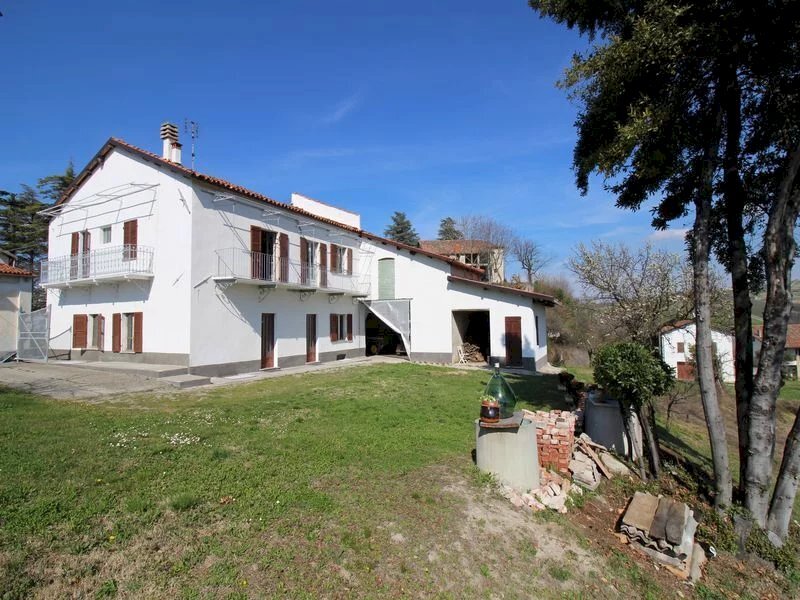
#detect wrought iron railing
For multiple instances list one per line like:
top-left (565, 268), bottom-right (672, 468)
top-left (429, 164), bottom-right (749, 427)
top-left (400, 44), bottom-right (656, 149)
top-left (40, 245), bottom-right (154, 285)
top-left (215, 248), bottom-right (368, 295)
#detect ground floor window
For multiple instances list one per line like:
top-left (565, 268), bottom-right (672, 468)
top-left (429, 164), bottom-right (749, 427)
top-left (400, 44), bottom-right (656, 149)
top-left (330, 313), bottom-right (353, 342)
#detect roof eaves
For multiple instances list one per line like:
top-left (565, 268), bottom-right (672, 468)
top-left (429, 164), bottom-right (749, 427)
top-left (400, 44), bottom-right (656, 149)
top-left (447, 275), bottom-right (558, 306)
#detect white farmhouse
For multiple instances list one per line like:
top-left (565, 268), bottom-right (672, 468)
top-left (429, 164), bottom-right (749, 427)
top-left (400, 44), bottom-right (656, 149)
top-left (40, 124), bottom-right (554, 376)
top-left (659, 319), bottom-right (735, 383)
top-left (0, 250), bottom-right (33, 358)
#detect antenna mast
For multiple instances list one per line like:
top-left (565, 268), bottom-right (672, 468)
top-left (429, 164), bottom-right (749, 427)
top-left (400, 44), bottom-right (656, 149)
top-left (184, 119), bottom-right (200, 169)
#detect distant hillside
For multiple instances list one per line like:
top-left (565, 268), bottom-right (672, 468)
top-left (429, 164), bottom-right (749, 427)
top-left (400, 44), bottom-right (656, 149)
top-left (751, 280), bottom-right (800, 324)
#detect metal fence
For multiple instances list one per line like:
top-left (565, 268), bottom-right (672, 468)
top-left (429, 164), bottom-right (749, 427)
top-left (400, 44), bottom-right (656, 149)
top-left (17, 306), bottom-right (50, 361)
top-left (215, 248), bottom-right (367, 294)
top-left (40, 245), bottom-right (154, 285)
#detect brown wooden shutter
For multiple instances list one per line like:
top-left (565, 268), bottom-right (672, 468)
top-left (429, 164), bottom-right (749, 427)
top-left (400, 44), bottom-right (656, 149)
top-left (133, 312), bottom-right (143, 353)
top-left (112, 313), bottom-right (121, 353)
top-left (346, 314), bottom-right (353, 341)
top-left (330, 244), bottom-right (338, 272)
top-left (71, 232), bottom-right (80, 256)
top-left (250, 226), bottom-right (261, 252)
top-left (124, 220), bottom-right (138, 260)
top-left (330, 314), bottom-right (338, 342)
top-left (279, 233), bottom-right (289, 282)
top-left (320, 243), bottom-right (327, 287)
top-left (346, 248), bottom-right (353, 274)
top-left (250, 226), bottom-right (262, 279)
top-left (98, 315), bottom-right (105, 351)
top-left (72, 314), bottom-right (87, 348)
top-left (300, 238), bottom-right (309, 283)
top-left (82, 230), bottom-right (91, 253)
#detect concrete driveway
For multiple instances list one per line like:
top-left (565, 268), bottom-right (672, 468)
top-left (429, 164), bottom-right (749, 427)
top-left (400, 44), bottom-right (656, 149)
top-left (0, 361), bottom-right (174, 400)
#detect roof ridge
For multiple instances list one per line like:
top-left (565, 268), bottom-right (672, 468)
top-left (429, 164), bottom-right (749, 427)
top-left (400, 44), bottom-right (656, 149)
top-left (53, 137), bottom-right (487, 278)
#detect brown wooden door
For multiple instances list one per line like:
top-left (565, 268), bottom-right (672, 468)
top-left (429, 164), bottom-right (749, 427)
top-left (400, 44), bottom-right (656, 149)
top-left (261, 313), bottom-right (275, 369)
top-left (306, 314), bottom-right (317, 363)
top-left (676, 362), bottom-right (696, 381)
top-left (505, 316), bottom-right (522, 366)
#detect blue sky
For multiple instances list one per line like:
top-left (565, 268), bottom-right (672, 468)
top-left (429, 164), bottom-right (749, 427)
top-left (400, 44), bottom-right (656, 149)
top-left (0, 1), bottom-right (693, 280)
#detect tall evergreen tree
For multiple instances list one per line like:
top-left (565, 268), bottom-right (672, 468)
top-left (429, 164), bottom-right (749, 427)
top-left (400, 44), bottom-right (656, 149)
top-left (384, 211), bottom-right (420, 246)
top-left (437, 217), bottom-right (462, 240)
top-left (530, 0), bottom-right (800, 538)
top-left (0, 185), bottom-right (48, 272)
top-left (37, 160), bottom-right (75, 204)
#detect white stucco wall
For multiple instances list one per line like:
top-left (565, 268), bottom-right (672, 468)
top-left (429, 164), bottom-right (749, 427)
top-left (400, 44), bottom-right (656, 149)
top-left (187, 187), bottom-right (364, 370)
top-left (47, 149), bottom-right (194, 358)
top-left (365, 242), bottom-right (548, 365)
top-left (0, 277), bottom-right (32, 353)
top-left (660, 323), bottom-right (735, 383)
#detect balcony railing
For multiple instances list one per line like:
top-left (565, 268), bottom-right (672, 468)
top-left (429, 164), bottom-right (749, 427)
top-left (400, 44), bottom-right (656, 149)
top-left (40, 245), bottom-right (155, 287)
top-left (215, 248), bottom-right (368, 295)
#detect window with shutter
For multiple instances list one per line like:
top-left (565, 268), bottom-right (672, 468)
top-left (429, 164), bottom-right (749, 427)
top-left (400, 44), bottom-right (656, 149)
top-left (123, 220), bottom-right (138, 260)
top-left (133, 312), bottom-right (143, 353)
top-left (320, 243), bottom-right (328, 287)
top-left (330, 244), bottom-right (338, 272)
top-left (347, 314), bottom-right (353, 341)
top-left (112, 313), bottom-right (121, 353)
top-left (346, 248), bottom-right (353, 274)
top-left (279, 233), bottom-right (289, 282)
top-left (330, 314), bottom-right (338, 342)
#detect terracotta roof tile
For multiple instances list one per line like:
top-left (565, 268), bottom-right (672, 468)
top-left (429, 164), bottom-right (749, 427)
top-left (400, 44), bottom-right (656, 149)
top-left (54, 138), bottom-right (486, 278)
top-left (0, 263), bottom-right (32, 277)
top-left (420, 239), bottom-right (497, 255)
top-left (753, 323), bottom-right (800, 349)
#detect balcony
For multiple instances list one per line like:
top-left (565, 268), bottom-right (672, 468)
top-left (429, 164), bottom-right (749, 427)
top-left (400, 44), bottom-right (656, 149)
top-left (40, 245), bottom-right (155, 288)
top-left (214, 248), bottom-right (369, 296)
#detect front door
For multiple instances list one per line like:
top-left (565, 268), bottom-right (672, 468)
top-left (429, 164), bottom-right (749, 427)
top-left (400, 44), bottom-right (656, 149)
top-left (306, 314), bottom-right (317, 363)
top-left (505, 316), bottom-right (522, 367)
top-left (261, 313), bottom-right (275, 369)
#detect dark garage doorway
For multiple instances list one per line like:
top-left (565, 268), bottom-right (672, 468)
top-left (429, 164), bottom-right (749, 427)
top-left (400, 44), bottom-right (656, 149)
top-left (452, 310), bottom-right (490, 363)
top-left (365, 313), bottom-right (406, 357)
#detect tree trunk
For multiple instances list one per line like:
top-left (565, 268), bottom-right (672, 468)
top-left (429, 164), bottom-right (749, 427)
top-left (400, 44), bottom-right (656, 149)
top-left (721, 63), bottom-right (753, 497)
top-left (694, 105), bottom-right (733, 510)
top-left (747, 143), bottom-right (800, 528)
top-left (693, 199), bottom-right (733, 509)
top-left (767, 410), bottom-right (800, 542)
top-left (639, 401), bottom-right (661, 478)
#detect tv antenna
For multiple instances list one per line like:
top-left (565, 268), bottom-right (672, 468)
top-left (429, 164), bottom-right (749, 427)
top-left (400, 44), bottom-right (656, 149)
top-left (184, 119), bottom-right (200, 169)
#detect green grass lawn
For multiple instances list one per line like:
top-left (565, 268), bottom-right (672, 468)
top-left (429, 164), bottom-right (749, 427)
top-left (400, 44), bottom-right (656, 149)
top-left (0, 364), bottom-right (569, 598)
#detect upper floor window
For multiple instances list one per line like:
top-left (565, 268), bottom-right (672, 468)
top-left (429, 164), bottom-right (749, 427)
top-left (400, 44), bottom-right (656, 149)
top-left (102, 226), bottom-right (111, 244)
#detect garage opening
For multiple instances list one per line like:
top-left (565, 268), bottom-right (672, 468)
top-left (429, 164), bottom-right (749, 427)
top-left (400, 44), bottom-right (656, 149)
top-left (365, 313), bottom-right (406, 357)
top-left (452, 310), bottom-right (490, 364)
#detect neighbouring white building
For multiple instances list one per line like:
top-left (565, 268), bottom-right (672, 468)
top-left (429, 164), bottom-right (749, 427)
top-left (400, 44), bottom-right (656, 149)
top-left (0, 250), bottom-right (33, 358)
top-left (659, 320), bottom-right (735, 383)
top-left (40, 124), bottom-right (554, 376)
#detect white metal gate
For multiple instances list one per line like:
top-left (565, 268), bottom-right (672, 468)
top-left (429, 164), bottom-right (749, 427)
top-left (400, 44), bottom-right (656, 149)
top-left (17, 306), bottom-right (50, 361)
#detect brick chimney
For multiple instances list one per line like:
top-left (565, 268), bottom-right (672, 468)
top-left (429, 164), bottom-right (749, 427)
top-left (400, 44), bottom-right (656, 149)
top-left (159, 122), bottom-right (182, 164)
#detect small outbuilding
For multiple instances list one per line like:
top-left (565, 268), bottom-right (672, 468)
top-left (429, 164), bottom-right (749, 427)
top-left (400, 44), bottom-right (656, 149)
top-left (0, 250), bottom-right (33, 359)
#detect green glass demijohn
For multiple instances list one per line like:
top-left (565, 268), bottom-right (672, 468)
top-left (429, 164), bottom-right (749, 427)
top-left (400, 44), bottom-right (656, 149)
top-left (485, 363), bottom-right (517, 419)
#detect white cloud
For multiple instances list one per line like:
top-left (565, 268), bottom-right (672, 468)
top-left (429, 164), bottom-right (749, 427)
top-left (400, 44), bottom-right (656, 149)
top-left (648, 228), bottom-right (689, 241)
top-left (320, 91), bottom-right (364, 125)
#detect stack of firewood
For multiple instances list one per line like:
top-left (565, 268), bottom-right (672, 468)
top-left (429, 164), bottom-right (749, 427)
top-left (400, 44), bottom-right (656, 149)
top-left (461, 342), bottom-right (485, 362)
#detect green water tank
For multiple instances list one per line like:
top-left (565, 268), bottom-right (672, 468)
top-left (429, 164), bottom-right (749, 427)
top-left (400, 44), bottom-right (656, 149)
top-left (484, 363), bottom-right (517, 419)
